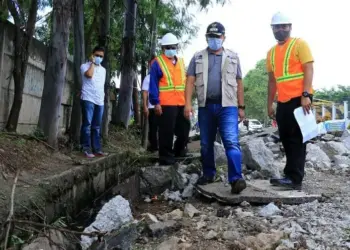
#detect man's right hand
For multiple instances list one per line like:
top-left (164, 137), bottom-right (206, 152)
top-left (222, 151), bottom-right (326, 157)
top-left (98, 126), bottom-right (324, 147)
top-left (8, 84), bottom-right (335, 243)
top-left (89, 55), bottom-right (95, 64)
top-left (184, 104), bottom-right (193, 120)
top-left (268, 105), bottom-right (275, 119)
top-left (155, 104), bottom-right (162, 116)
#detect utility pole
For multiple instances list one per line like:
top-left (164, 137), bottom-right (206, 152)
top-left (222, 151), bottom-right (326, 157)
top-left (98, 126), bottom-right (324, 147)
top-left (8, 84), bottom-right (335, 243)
top-left (99, 0), bottom-right (111, 139)
top-left (141, 0), bottom-right (159, 148)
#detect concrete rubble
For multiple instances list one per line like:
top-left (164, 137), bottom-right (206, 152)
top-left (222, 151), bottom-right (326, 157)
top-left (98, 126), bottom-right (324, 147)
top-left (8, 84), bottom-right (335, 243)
top-left (135, 197), bottom-right (350, 249)
top-left (80, 195), bottom-right (134, 250)
top-left (135, 128), bottom-right (350, 249)
top-left (19, 129), bottom-right (350, 250)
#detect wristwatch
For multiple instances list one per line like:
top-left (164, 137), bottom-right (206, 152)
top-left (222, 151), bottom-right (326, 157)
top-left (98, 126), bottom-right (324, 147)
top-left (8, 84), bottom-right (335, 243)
top-left (302, 91), bottom-right (310, 98)
top-left (238, 105), bottom-right (245, 110)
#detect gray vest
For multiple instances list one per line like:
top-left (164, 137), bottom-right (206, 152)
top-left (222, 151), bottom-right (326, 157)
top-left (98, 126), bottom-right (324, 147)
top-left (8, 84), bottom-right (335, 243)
top-left (193, 48), bottom-right (239, 107)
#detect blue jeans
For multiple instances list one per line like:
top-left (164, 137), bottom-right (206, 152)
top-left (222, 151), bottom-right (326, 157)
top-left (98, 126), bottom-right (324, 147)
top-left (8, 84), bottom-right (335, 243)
top-left (80, 100), bottom-right (104, 152)
top-left (198, 104), bottom-right (242, 183)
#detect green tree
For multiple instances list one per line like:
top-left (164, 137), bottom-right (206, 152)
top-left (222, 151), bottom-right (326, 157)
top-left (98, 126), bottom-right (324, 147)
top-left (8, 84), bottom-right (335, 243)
top-left (314, 85), bottom-right (350, 103)
top-left (5, 0), bottom-right (49, 131)
top-left (38, 0), bottom-right (74, 147)
top-left (243, 59), bottom-right (268, 122)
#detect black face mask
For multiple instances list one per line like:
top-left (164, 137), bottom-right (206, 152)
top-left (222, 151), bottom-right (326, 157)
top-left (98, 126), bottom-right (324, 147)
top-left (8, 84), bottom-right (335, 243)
top-left (273, 30), bottom-right (290, 41)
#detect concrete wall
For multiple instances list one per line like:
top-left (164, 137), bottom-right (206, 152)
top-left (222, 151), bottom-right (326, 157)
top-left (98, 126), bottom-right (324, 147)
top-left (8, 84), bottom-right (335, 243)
top-left (0, 21), bottom-right (74, 134)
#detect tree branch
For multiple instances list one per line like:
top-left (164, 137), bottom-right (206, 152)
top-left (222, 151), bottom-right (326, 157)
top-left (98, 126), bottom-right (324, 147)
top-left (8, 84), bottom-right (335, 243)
top-left (6, 0), bottom-right (21, 26)
top-left (11, 219), bottom-right (107, 238)
top-left (4, 169), bottom-right (20, 250)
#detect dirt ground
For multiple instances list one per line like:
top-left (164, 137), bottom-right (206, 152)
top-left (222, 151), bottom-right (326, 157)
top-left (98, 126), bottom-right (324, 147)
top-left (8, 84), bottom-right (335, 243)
top-left (0, 125), bottom-right (152, 227)
top-left (0, 127), bottom-right (202, 223)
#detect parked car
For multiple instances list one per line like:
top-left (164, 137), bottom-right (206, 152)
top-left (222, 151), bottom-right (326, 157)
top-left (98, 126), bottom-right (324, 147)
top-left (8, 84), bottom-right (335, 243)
top-left (248, 119), bottom-right (263, 132)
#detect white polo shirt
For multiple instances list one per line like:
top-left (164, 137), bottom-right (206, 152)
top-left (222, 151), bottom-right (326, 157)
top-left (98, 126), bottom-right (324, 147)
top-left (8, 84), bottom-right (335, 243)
top-left (141, 74), bottom-right (154, 109)
top-left (80, 62), bottom-right (106, 106)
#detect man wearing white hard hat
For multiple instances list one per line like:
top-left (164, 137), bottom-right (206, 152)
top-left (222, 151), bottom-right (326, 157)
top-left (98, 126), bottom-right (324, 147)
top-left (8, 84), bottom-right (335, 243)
top-left (266, 12), bottom-right (314, 190)
top-left (149, 33), bottom-right (190, 165)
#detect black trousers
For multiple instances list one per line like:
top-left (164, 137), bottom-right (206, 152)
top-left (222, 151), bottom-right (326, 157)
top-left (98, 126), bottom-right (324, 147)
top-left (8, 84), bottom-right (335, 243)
top-left (158, 105), bottom-right (190, 163)
top-left (276, 96), bottom-right (311, 184)
top-left (148, 108), bottom-right (158, 151)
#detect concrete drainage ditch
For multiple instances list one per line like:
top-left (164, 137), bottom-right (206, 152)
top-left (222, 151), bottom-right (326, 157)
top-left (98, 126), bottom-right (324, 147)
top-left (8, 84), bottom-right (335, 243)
top-left (17, 152), bottom-right (202, 249)
top-left (12, 128), bottom-right (348, 249)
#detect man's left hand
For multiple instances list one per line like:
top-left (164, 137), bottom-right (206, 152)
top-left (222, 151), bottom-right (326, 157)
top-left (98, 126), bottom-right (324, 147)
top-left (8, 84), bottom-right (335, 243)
top-left (239, 108), bottom-right (245, 122)
top-left (301, 96), bottom-right (311, 115)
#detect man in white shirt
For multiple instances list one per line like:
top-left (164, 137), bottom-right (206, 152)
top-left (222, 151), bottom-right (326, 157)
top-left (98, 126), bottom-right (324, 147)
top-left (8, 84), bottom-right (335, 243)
top-left (142, 58), bottom-right (158, 152)
top-left (80, 46), bottom-right (106, 158)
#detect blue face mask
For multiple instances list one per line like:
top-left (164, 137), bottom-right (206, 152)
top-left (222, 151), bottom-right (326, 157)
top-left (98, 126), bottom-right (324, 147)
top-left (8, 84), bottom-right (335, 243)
top-left (95, 56), bottom-right (103, 65)
top-left (164, 49), bottom-right (177, 58)
top-left (207, 38), bottom-right (223, 51)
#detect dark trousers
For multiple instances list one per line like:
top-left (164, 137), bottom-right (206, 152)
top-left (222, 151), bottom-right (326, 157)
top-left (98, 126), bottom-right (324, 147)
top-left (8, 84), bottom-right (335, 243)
top-left (158, 105), bottom-right (190, 163)
top-left (80, 100), bottom-right (104, 152)
top-left (148, 108), bottom-right (158, 151)
top-left (276, 96), bottom-right (309, 184)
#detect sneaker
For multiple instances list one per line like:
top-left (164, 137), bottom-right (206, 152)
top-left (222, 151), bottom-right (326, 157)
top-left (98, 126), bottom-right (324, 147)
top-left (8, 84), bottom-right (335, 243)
top-left (231, 179), bottom-right (247, 194)
top-left (147, 147), bottom-right (158, 153)
top-left (84, 151), bottom-right (95, 158)
top-left (196, 176), bottom-right (215, 186)
top-left (270, 177), bottom-right (302, 190)
top-left (95, 151), bottom-right (108, 157)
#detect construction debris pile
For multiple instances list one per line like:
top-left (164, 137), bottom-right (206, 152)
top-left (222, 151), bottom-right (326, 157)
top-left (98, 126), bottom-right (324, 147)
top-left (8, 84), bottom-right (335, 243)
top-left (22, 128), bottom-right (350, 250)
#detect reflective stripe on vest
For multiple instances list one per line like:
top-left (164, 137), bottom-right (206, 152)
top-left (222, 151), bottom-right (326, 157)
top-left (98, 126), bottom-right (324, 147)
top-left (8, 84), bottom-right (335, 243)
top-left (157, 56), bottom-right (185, 92)
top-left (271, 38), bottom-right (304, 83)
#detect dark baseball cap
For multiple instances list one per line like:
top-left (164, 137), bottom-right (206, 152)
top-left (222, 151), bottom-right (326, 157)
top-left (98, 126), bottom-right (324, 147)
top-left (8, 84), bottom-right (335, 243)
top-left (206, 22), bottom-right (225, 36)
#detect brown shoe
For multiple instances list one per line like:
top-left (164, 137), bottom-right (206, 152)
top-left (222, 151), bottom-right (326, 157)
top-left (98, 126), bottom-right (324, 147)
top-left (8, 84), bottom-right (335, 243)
top-left (231, 179), bottom-right (247, 194)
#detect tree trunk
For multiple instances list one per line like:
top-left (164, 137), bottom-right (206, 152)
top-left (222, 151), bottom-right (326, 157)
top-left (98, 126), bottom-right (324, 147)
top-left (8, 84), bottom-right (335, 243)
top-left (141, 0), bottom-right (158, 147)
top-left (69, 0), bottom-right (85, 146)
top-left (38, 0), bottom-right (73, 148)
top-left (5, 0), bottom-right (38, 132)
top-left (132, 73), bottom-right (140, 126)
top-left (140, 61), bottom-right (146, 128)
top-left (110, 88), bottom-right (118, 125)
top-left (99, 0), bottom-right (111, 140)
top-left (85, 12), bottom-right (98, 58)
top-left (141, 60), bottom-right (148, 148)
top-left (116, 0), bottom-right (137, 128)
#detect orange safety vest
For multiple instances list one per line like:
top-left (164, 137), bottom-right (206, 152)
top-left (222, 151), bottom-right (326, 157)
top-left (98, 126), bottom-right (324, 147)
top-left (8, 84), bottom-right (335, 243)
top-left (270, 37), bottom-right (313, 102)
top-left (156, 54), bottom-right (186, 106)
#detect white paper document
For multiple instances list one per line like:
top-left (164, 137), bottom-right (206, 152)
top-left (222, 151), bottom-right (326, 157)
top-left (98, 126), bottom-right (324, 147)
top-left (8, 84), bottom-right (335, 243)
top-left (293, 107), bottom-right (319, 143)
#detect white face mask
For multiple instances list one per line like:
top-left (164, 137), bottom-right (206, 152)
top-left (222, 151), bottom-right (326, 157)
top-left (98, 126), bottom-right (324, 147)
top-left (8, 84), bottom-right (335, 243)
top-left (94, 56), bottom-right (103, 65)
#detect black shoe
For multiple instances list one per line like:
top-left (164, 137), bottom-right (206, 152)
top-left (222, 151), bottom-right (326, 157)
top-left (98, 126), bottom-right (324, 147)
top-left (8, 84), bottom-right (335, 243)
top-left (159, 158), bottom-right (175, 165)
top-left (174, 148), bottom-right (189, 158)
top-left (231, 179), bottom-right (247, 194)
top-left (147, 147), bottom-right (158, 153)
top-left (196, 176), bottom-right (215, 186)
top-left (270, 177), bottom-right (302, 190)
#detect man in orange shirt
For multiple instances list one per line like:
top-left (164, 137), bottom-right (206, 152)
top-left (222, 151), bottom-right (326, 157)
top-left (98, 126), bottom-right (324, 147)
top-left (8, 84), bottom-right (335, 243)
top-left (266, 12), bottom-right (314, 190)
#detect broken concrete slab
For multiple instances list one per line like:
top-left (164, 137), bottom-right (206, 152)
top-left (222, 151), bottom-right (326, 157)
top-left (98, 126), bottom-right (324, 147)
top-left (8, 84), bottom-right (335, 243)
top-left (196, 180), bottom-right (321, 205)
top-left (146, 153), bottom-right (201, 165)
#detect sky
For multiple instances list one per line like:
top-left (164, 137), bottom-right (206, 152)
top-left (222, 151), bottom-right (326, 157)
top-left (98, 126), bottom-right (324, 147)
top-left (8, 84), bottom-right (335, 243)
top-left (177, 0), bottom-right (350, 90)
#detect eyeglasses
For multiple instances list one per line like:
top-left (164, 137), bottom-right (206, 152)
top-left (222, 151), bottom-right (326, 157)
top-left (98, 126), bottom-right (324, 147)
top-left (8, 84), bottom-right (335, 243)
top-left (272, 24), bottom-right (290, 30)
top-left (206, 34), bottom-right (222, 39)
top-left (164, 46), bottom-right (177, 50)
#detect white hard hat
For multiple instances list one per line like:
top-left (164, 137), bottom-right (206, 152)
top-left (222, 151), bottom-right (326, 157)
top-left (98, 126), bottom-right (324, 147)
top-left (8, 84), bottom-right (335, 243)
top-left (160, 33), bottom-right (179, 46)
top-left (271, 12), bottom-right (292, 25)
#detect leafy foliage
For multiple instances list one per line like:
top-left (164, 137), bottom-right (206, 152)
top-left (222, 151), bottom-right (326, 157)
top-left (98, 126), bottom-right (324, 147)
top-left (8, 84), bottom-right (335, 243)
top-left (314, 85), bottom-right (350, 103)
top-left (243, 59), bottom-right (268, 122)
top-left (35, 0), bottom-right (199, 79)
top-left (6, 0), bottom-right (51, 25)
